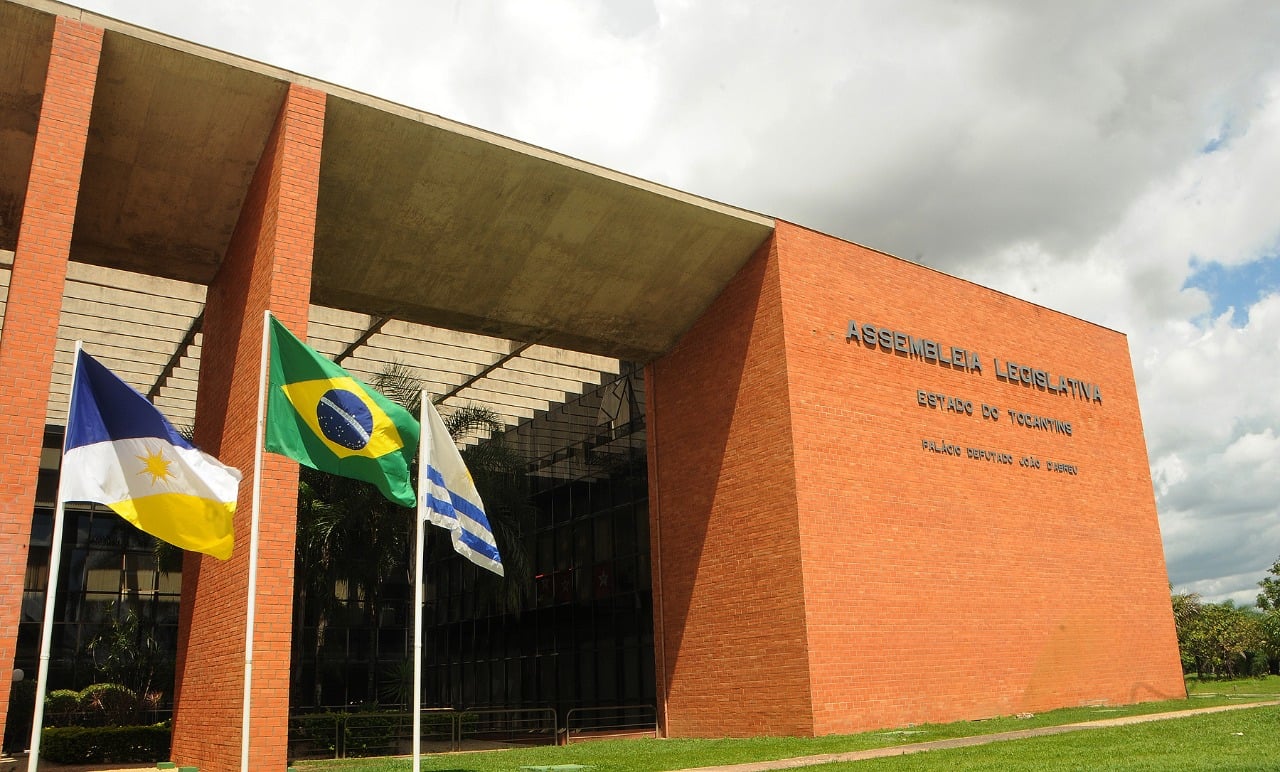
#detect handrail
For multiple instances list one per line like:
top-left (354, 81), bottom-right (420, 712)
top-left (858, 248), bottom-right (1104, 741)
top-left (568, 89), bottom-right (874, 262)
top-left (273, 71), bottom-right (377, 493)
top-left (563, 704), bottom-right (656, 743)
top-left (287, 706), bottom-right (559, 759)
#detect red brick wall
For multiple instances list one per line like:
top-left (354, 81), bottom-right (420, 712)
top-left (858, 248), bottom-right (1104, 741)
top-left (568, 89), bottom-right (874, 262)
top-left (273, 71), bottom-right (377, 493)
top-left (0, 17), bottom-right (101, 742)
top-left (648, 222), bottom-right (1183, 737)
top-left (646, 235), bottom-right (816, 737)
top-left (772, 222), bottom-right (1183, 733)
top-left (171, 83), bottom-right (323, 772)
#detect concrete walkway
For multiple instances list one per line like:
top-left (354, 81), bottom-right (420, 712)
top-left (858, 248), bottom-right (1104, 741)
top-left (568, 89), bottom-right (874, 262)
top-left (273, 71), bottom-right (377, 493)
top-left (677, 701), bottom-right (1280, 772)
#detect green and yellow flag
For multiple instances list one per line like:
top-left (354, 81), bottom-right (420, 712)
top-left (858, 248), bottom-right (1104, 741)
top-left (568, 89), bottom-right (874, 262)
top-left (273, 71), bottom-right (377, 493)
top-left (264, 314), bottom-right (420, 507)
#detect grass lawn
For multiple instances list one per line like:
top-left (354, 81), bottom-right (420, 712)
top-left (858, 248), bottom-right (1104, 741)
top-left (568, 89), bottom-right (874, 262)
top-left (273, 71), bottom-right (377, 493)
top-left (831, 703), bottom-right (1280, 770)
top-left (295, 684), bottom-right (1278, 772)
top-left (1185, 674), bottom-right (1280, 696)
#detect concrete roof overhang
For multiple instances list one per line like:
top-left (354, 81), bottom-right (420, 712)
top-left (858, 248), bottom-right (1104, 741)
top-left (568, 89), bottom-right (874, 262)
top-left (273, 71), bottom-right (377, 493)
top-left (3, 0), bottom-right (774, 364)
top-left (1, 0), bottom-right (774, 445)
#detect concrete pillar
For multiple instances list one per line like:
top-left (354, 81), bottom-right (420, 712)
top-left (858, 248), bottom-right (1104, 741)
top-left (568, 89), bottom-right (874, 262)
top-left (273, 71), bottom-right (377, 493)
top-left (0, 16), bottom-right (102, 744)
top-left (171, 83), bottom-right (324, 772)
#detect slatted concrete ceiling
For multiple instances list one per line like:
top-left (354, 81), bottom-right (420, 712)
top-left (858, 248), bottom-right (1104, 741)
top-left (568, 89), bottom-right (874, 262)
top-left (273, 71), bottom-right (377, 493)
top-left (47, 260), bottom-right (207, 426)
top-left (307, 309), bottom-right (620, 441)
top-left (0, 252), bottom-right (620, 443)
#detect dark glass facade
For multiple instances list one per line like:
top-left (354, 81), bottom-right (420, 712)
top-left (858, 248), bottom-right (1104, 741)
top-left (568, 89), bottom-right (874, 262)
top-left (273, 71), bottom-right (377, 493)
top-left (424, 367), bottom-right (653, 715)
top-left (5, 430), bottom-right (182, 750)
top-left (8, 369), bottom-right (655, 737)
top-left (290, 367), bottom-right (655, 717)
top-left (13, 430), bottom-right (183, 695)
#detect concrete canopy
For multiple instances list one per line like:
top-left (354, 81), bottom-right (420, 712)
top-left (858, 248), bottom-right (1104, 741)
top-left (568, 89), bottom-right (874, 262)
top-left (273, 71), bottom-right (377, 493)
top-left (0, 0), bottom-right (777, 454)
top-left (3, 0), bottom-right (774, 366)
top-left (314, 94), bottom-right (773, 360)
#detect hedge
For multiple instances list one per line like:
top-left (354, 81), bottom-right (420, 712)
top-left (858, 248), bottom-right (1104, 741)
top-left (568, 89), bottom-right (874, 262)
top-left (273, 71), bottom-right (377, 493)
top-left (40, 725), bottom-right (170, 764)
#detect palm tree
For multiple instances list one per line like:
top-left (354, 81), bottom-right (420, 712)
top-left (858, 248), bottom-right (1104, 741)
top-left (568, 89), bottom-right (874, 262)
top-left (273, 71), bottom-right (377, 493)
top-left (291, 363), bottom-right (533, 706)
top-left (294, 462), bottom-right (411, 703)
top-left (439, 403), bottom-right (533, 613)
top-left (374, 362), bottom-right (534, 611)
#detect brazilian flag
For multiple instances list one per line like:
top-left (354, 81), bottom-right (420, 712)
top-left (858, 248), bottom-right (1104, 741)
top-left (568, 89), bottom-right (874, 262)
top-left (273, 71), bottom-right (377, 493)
top-left (264, 314), bottom-right (420, 507)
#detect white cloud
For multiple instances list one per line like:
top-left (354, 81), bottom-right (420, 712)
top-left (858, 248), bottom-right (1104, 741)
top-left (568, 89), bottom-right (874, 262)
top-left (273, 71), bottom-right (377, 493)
top-left (959, 71), bottom-right (1280, 602)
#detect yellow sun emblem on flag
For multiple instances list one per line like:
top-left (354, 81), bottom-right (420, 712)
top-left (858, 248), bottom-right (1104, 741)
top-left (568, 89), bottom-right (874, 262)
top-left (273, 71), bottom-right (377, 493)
top-left (136, 449), bottom-right (175, 485)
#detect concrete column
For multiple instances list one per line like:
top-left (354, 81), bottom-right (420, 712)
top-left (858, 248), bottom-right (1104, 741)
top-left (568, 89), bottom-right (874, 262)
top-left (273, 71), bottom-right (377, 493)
top-left (0, 16), bottom-right (102, 744)
top-left (171, 83), bottom-right (324, 772)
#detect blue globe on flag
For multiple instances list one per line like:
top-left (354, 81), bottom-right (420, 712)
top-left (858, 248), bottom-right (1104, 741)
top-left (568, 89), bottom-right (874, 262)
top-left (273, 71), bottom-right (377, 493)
top-left (316, 389), bottom-right (374, 451)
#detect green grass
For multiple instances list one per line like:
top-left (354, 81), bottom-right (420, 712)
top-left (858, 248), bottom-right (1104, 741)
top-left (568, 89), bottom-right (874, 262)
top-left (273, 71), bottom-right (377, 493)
top-left (826, 704), bottom-right (1280, 770)
top-left (1185, 674), bottom-right (1280, 696)
top-left (295, 693), bottom-right (1278, 772)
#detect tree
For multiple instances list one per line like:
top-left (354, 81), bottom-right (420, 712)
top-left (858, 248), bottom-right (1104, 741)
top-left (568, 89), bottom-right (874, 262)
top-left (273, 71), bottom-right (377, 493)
top-left (1172, 592), bottom-right (1264, 678)
top-left (1171, 590), bottom-right (1203, 673)
top-left (1258, 557), bottom-right (1280, 674)
top-left (1259, 611), bottom-right (1280, 676)
top-left (1258, 556), bottom-right (1280, 612)
top-left (293, 455), bottom-right (413, 704)
top-left (291, 363), bottom-right (533, 706)
top-left (83, 603), bottom-right (171, 720)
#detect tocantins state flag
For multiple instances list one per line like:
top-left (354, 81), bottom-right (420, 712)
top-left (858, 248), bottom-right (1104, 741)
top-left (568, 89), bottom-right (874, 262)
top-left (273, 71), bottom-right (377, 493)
top-left (264, 314), bottom-right (420, 507)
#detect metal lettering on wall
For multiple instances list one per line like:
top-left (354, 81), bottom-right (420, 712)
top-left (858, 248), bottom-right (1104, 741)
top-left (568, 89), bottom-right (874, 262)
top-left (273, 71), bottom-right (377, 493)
top-left (844, 318), bottom-right (1089, 477)
top-left (845, 320), bottom-right (1103, 404)
top-left (914, 388), bottom-right (1081, 476)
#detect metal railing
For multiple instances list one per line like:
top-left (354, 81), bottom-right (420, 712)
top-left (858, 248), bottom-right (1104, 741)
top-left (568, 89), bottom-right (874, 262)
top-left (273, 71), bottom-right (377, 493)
top-left (287, 706), bottom-right (560, 760)
top-left (459, 707), bottom-right (558, 747)
top-left (563, 704), bottom-right (657, 743)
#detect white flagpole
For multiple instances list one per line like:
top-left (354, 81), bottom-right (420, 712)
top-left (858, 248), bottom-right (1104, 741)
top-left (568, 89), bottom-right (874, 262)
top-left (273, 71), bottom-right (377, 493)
top-left (241, 309), bottom-right (272, 772)
top-left (27, 341), bottom-right (84, 772)
top-left (412, 390), bottom-right (431, 771)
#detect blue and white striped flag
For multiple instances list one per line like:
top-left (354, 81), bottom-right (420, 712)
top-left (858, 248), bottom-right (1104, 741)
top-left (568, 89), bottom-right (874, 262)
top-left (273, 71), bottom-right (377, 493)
top-left (60, 349), bottom-right (242, 559)
top-left (419, 398), bottom-right (503, 576)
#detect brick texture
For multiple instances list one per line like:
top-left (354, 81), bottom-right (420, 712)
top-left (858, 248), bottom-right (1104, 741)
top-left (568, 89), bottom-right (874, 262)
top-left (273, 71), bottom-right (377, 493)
top-left (0, 17), bottom-right (101, 744)
top-left (170, 83), bottom-right (324, 772)
top-left (647, 221), bottom-right (1184, 737)
top-left (646, 235), bottom-right (816, 737)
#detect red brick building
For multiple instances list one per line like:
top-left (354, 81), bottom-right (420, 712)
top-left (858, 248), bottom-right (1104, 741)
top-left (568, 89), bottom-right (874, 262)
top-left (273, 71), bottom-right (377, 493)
top-left (648, 224), bottom-right (1184, 736)
top-left (0, 1), bottom-right (1184, 768)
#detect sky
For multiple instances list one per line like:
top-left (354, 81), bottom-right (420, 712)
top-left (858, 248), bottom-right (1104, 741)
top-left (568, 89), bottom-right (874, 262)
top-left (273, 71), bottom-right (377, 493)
top-left (74, 0), bottom-right (1280, 607)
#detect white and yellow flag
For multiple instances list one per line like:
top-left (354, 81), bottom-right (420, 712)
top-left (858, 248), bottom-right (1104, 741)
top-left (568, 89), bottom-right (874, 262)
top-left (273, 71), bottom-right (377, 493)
top-left (59, 349), bottom-right (242, 559)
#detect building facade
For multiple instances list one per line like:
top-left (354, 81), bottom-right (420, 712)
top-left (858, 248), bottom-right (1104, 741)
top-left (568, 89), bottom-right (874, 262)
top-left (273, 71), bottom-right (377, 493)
top-left (0, 1), bottom-right (1184, 769)
top-left (8, 371), bottom-right (652, 745)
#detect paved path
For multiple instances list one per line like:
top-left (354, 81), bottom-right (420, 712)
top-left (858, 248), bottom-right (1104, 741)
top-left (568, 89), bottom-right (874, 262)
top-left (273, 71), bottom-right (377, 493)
top-left (676, 701), bottom-right (1280, 772)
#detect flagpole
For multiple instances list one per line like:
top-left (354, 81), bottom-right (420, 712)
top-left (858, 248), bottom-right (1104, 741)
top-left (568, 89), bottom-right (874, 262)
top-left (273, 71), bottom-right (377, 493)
top-left (26, 342), bottom-right (84, 772)
top-left (412, 390), bottom-right (431, 771)
top-left (241, 310), bottom-right (271, 772)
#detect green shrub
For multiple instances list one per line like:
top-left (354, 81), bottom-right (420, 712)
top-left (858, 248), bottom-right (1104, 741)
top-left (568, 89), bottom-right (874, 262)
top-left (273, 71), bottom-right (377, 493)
top-left (343, 711), bottom-right (402, 758)
top-left (290, 712), bottom-right (343, 756)
top-left (79, 683), bottom-right (138, 726)
top-left (1250, 653), bottom-right (1271, 678)
top-left (40, 724), bottom-right (170, 764)
top-left (2, 679), bottom-right (36, 754)
top-left (44, 689), bottom-right (81, 727)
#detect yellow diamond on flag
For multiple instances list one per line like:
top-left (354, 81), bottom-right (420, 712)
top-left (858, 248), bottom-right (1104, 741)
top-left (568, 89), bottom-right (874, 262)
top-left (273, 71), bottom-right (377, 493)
top-left (280, 376), bottom-right (406, 460)
top-left (265, 316), bottom-right (420, 508)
